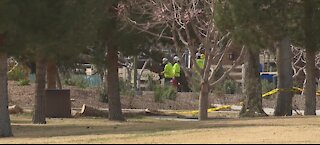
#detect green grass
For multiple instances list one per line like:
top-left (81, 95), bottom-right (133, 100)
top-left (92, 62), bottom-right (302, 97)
top-left (5, 114), bottom-right (320, 144)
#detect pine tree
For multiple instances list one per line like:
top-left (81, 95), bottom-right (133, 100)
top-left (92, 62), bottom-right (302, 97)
top-left (215, 0), bottom-right (320, 116)
top-left (8, 0), bottom-right (105, 124)
top-left (0, 0), bottom-right (18, 137)
top-left (302, 0), bottom-right (320, 115)
top-left (88, 0), bottom-right (149, 121)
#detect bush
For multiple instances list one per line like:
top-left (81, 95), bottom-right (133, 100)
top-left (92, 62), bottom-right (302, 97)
top-left (18, 79), bottom-right (30, 86)
top-left (261, 80), bottom-right (274, 94)
top-left (98, 88), bottom-right (108, 103)
top-left (154, 85), bottom-right (177, 103)
top-left (213, 83), bottom-right (224, 95)
top-left (189, 77), bottom-right (201, 93)
top-left (64, 75), bottom-right (89, 88)
top-left (8, 66), bottom-right (27, 81)
top-left (223, 79), bottom-right (238, 94)
top-left (119, 79), bottom-right (135, 96)
top-left (146, 75), bottom-right (158, 91)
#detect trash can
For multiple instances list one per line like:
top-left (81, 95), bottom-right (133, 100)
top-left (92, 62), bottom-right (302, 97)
top-left (260, 74), bottom-right (273, 82)
top-left (45, 89), bottom-right (71, 118)
top-left (273, 75), bottom-right (278, 89)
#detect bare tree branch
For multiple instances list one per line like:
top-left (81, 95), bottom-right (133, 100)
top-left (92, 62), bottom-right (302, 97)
top-left (210, 46), bottom-right (245, 88)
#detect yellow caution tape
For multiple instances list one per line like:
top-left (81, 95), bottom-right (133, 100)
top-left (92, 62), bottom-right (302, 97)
top-left (262, 87), bottom-right (320, 98)
top-left (292, 87), bottom-right (320, 96)
top-left (176, 105), bottom-right (232, 116)
top-left (262, 89), bottom-right (280, 98)
top-left (293, 87), bottom-right (304, 92)
top-left (175, 87), bottom-right (320, 116)
top-left (208, 105), bottom-right (232, 113)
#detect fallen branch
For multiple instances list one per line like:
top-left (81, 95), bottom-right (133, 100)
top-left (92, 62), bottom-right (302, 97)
top-left (7, 62), bottom-right (19, 74)
top-left (74, 104), bottom-right (175, 118)
top-left (9, 105), bottom-right (24, 114)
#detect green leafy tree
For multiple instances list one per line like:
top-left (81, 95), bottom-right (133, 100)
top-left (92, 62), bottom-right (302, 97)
top-left (215, 0), bottom-right (320, 116)
top-left (0, 0), bottom-right (19, 137)
top-left (301, 0), bottom-right (320, 115)
top-left (8, 0), bottom-right (104, 124)
top-left (215, 0), bottom-right (272, 117)
top-left (88, 0), bottom-right (150, 121)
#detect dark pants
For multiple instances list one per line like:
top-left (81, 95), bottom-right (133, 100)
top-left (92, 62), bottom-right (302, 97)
top-left (174, 77), bottom-right (183, 92)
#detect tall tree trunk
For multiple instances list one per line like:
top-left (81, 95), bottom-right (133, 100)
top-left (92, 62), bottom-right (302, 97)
top-left (304, 49), bottom-right (317, 115)
top-left (199, 81), bottom-right (209, 121)
top-left (107, 46), bottom-right (125, 121)
top-left (33, 59), bottom-right (47, 124)
top-left (304, 0), bottom-right (317, 116)
top-left (275, 37), bottom-right (294, 116)
top-left (46, 62), bottom-right (57, 89)
top-left (0, 52), bottom-right (13, 137)
top-left (198, 52), bottom-right (212, 121)
top-left (240, 48), bottom-right (267, 117)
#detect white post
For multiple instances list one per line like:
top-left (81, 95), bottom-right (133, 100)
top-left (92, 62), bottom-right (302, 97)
top-left (188, 50), bottom-right (192, 68)
top-left (242, 64), bottom-right (245, 94)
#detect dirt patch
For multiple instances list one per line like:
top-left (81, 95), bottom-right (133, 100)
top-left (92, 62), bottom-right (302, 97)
top-left (7, 81), bottom-right (320, 111)
top-left (8, 81), bottom-right (106, 109)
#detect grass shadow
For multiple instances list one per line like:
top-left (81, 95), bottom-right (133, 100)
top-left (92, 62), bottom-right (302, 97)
top-left (10, 114), bottom-right (312, 139)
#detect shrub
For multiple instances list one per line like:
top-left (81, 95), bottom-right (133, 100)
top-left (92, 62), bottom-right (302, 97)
top-left (64, 79), bottom-right (75, 86)
top-left (98, 88), bottom-right (108, 103)
top-left (223, 79), bottom-right (238, 94)
top-left (261, 80), bottom-right (274, 94)
top-left (189, 77), bottom-right (201, 93)
top-left (213, 84), bottom-right (224, 95)
top-left (18, 79), bottom-right (30, 86)
top-left (8, 66), bottom-right (27, 81)
top-left (64, 75), bottom-right (89, 88)
top-left (146, 74), bottom-right (158, 91)
top-left (119, 79), bottom-right (135, 96)
top-left (154, 85), bottom-right (177, 103)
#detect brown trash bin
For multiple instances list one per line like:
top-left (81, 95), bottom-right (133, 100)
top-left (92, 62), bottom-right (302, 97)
top-left (45, 89), bottom-right (71, 118)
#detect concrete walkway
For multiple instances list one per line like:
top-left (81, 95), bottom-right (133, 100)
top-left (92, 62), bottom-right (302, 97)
top-left (227, 104), bottom-right (320, 116)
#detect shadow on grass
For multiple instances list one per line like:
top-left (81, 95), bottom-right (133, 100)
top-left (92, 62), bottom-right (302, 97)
top-left (10, 114), bottom-right (307, 139)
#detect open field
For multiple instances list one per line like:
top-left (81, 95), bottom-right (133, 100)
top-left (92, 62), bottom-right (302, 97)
top-left (2, 114), bottom-right (320, 144)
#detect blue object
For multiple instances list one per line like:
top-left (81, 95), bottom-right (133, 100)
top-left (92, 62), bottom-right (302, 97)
top-left (260, 74), bottom-right (274, 82)
top-left (84, 74), bottom-right (102, 87)
top-left (29, 74), bottom-right (102, 87)
top-left (29, 74), bottom-right (36, 83)
top-left (259, 64), bottom-right (263, 72)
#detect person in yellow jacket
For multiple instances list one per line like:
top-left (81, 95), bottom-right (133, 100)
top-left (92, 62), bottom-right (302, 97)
top-left (173, 56), bottom-right (182, 91)
top-left (193, 52), bottom-right (205, 77)
top-left (196, 53), bottom-right (205, 69)
top-left (162, 58), bottom-right (173, 84)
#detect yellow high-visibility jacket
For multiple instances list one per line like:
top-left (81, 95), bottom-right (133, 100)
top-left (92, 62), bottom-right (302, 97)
top-left (173, 63), bottom-right (181, 77)
top-left (163, 63), bottom-right (174, 78)
top-left (196, 58), bottom-right (205, 69)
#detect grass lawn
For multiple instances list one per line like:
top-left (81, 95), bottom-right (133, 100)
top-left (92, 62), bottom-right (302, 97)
top-left (2, 113), bottom-right (320, 144)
